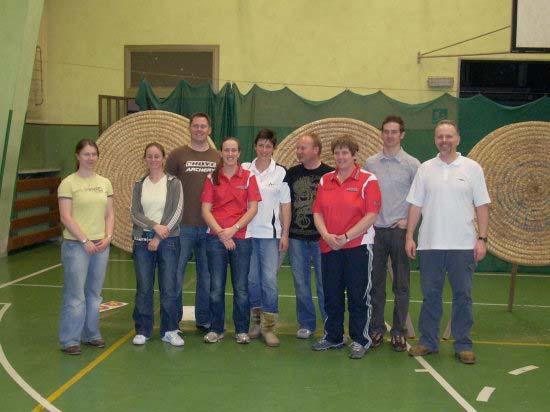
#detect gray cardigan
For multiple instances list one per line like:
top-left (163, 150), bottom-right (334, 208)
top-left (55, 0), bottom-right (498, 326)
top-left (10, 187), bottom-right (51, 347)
top-left (130, 174), bottom-right (183, 240)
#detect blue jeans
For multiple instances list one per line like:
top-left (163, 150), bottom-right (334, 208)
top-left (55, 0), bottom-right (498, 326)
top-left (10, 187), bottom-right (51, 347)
top-left (248, 238), bottom-right (280, 313)
top-left (177, 225), bottom-right (211, 326)
top-left (418, 250), bottom-right (475, 352)
top-left (288, 238), bottom-right (326, 331)
top-left (59, 240), bottom-right (110, 348)
top-left (207, 236), bottom-right (252, 334)
top-left (133, 237), bottom-right (180, 337)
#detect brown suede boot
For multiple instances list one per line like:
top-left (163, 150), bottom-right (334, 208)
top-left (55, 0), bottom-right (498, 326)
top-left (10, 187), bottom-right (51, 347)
top-left (261, 312), bottom-right (280, 347)
top-left (249, 307), bottom-right (262, 339)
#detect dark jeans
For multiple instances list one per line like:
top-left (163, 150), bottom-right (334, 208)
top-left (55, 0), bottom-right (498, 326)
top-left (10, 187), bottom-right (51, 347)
top-left (370, 227), bottom-right (410, 337)
top-left (206, 236), bottom-right (252, 334)
top-left (133, 237), bottom-right (180, 337)
top-left (418, 250), bottom-right (475, 352)
top-left (321, 245), bottom-right (373, 347)
top-left (177, 225), bottom-right (211, 326)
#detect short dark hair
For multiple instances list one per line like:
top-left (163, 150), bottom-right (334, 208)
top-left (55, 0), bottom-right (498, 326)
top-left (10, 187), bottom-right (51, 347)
top-left (254, 128), bottom-right (277, 147)
top-left (331, 134), bottom-right (359, 155)
top-left (189, 112), bottom-right (211, 126)
top-left (381, 115), bottom-right (405, 133)
top-left (143, 142), bottom-right (166, 158)
top-left (435, 119), bottom-right (459, 135)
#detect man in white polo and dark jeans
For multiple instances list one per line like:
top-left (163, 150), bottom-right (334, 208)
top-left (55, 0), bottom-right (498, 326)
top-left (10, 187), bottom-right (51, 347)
top-left (405, 119), bottom-right (490, 365)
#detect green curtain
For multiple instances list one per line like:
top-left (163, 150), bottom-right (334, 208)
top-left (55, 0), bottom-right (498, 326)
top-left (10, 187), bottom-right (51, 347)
top-left (135, 78), bottom-right (237, 148)
top-left (135, 79), bottom-right (550, 273)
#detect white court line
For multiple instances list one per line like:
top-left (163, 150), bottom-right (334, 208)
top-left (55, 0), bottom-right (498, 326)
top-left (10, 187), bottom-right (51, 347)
top-left (508, 365), bottom-right (539, 375)
top-left (0, 304), bottom-right (61, 412)
top-left (386, 322), bottom-right (476, 412)
top-left (415, 369), bottom-right (429, 373)
top-left (108, 259), bottom-right (550, 279)
top-left (0, 264), bottom-right (61, 290)
top-left (10, 284), bottom-right (550, 309)
top-left (476, 386), bottom-right (495, 402)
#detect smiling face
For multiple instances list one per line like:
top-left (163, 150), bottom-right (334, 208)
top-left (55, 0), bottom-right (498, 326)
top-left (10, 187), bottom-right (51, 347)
top-left (144, 145), bottom-right (164, 172)
top-left (76, 144), bottom-right (99, 171)
top-left (255, 138), bottom-right (275, 161)
top-left (189, 116), bottom-right (211, 145)
top-left (333, 145), bottom-right (356, 171)
top-left (434, 123), bottom-right (460, 158)
top-left (222, 139), bottom-right (240, 167)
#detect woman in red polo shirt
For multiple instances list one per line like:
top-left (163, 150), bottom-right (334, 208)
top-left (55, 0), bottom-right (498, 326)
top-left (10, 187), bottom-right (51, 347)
top-left (201, 137), bottom-right (261, 344)
top-left (311, 135), bottom-right (381, 360)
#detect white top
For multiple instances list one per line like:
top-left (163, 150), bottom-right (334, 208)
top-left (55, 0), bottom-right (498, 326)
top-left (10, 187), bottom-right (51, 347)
top-left (406, 153), bottom-right (490, 250)
top-left (242, 159), bottom-right (291, 238)
top-left (141, 175), bottom-right (167, 224)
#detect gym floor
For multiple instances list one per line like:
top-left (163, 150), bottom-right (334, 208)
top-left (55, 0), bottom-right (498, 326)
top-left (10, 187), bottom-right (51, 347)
top-left (1, 243), bottom-right (548, 411)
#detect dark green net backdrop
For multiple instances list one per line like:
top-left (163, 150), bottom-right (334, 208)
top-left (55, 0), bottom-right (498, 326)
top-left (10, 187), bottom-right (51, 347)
top-left (135, 79), bottom-right (550, 273)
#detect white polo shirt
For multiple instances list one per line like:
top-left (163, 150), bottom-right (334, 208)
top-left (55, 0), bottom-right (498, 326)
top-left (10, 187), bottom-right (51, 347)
top-left (242, 159), bottom-right (291, 238)
top-left (406, 153), bottom-right (490, 250)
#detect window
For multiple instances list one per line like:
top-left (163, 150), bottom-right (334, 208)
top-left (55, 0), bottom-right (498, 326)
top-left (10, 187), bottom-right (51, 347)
top-left (124, 45), bottom-right (219, 97)
top-left (460, 60), bottom-right (550, 106)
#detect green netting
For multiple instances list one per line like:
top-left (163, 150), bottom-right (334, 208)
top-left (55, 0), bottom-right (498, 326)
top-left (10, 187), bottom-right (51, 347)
top-left (135, 79), bottom-right (550, 273)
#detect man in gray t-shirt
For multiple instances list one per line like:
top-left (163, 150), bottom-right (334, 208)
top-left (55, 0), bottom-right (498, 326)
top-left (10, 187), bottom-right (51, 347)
top-left (365, 115), bottom-right (420, 352)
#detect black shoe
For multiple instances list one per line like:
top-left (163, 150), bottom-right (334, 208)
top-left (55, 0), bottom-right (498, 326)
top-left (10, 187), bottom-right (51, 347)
top-left (196, 323), bottom-right (210, 332)
top-left (370, 332), bottom-right (384, 348)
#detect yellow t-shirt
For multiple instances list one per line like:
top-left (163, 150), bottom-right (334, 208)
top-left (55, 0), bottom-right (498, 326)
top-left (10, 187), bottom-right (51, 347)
top-left (58, 173), bottom-right (113, 241)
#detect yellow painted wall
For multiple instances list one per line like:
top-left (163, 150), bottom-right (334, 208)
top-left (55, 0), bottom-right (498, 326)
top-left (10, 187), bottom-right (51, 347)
top-left (37, 0), bottom-right (550, 125)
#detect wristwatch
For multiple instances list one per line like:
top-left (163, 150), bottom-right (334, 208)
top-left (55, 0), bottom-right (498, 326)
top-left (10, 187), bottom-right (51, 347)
top-left (478, 236), bottom-right (487, 242)
top-left (234, 223), bottom-right (241, 230)
top-left (81, 238), bottom-right (89, 244)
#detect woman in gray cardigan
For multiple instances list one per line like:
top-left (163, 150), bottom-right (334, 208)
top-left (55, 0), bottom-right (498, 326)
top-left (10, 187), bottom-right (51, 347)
top-left (130, 142), bottom-right (184, 346)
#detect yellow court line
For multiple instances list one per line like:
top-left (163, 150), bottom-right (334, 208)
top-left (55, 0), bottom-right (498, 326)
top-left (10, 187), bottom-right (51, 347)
top-left (32, 329), bottom-right (134, 412)
top-left (33, 276), bottom-right (196, 411)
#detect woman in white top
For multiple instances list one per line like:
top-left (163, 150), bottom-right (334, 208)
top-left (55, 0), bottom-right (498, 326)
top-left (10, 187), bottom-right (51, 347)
top-left (242, 129), bottom-right (291, 346)
top-left (130, 143), bottom-right (184, 346)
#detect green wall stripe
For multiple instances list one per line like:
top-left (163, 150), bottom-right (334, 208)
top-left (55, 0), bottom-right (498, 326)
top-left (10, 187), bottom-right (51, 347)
top-left (0, 110), bottom-right (14, 194)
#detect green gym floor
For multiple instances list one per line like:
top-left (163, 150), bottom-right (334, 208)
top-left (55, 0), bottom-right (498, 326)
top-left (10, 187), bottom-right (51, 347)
top-left (0, 243), bottom-right (548, 412)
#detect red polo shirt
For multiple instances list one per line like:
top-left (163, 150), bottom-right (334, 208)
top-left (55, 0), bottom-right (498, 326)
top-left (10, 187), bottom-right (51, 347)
top-left (312, 165), bottom-right (381, 253)
top-left (201, 166), bottom-right (262, 239)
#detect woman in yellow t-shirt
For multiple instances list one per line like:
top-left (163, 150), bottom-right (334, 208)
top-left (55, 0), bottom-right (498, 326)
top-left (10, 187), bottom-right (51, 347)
top-left (57, 139), bottom-right (114, 355)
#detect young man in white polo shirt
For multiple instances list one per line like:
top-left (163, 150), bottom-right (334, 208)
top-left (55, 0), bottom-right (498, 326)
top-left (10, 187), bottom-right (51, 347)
top-left (405, 119), bottom-right (490, 365)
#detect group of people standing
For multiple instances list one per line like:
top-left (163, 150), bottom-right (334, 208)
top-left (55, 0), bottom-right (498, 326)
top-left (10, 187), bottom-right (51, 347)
top-left (57, 112), bottom-right (489, 364)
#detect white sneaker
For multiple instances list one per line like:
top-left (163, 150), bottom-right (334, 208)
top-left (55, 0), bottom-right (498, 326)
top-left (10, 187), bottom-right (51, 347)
top-left (162, 330), bottom-right (185, 347)
top-left (132, 334), bottom-right (149, 345)
top-left (204, 331), bottom-right (224, 343)
top-left (296, 328), bottom-right (313, 339)
top-left (235, 333), bottom-right (250, 344)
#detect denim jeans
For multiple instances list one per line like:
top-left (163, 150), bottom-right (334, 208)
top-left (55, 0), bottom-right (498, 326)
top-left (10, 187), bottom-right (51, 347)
top-left (248, 238), bottom-right (280, 313)
top-left (177, 225), bottom-right (211, 326)
top-left (322, 245), bottom-right (373, 347)
top-left (288, 238), bottom-right (326, 331)
top-left (418, 250), bottom-right (475, 352)
top-left (59, 240), bottom-right (110, 348)
top-left (133, 237), bottom-right (180, 337)
top-left (207, 236), bottom-right (252, 334)
top-left (370, 227), bottom-right (410, 337)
